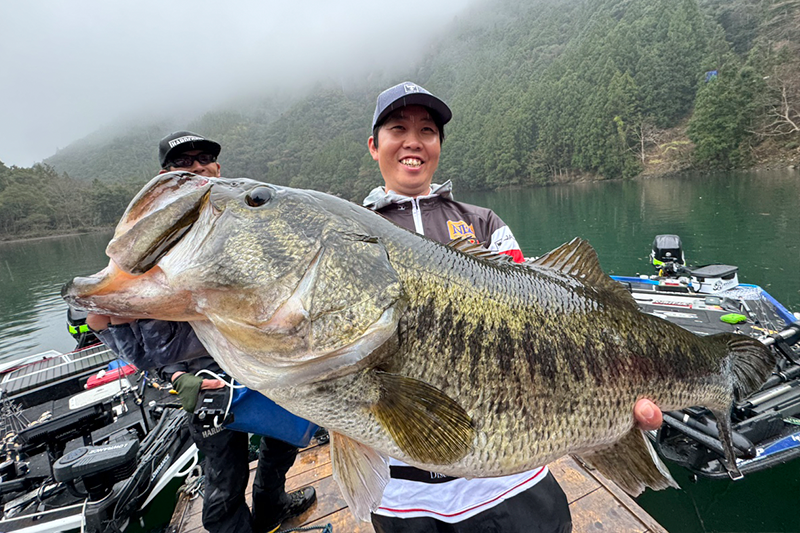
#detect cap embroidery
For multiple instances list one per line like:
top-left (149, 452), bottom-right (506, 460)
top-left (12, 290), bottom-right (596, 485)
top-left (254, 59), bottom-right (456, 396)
top-left (168, 135), bottom-right (204, 148)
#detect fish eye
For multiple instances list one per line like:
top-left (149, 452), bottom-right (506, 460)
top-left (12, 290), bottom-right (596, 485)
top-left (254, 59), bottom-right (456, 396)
top-left (245, 187), bottom-right (273, 207)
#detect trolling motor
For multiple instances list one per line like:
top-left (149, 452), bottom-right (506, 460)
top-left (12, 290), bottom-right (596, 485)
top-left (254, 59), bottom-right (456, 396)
top-left (649, 235), bottom-right (740, 294)
top-left (67, 304), bottom-right (99, 349)
top-left (650, 234), bottom-right (686, 277)
top-left (53, 439), bottom-right (139, 501)
top-left (14, 403), bottom-right (115, 474)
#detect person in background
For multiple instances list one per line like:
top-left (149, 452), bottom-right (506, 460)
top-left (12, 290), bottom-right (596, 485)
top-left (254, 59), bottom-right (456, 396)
top-left (86, 131), bottom-right (316, 533)
top-left (363, 82), bottom-right (664, 533)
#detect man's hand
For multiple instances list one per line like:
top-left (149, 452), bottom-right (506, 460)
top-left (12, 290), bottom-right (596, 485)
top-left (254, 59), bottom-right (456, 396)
top-left (171, 371), bottom-right (226, 412)
top-left (86, 313), bottom-right (135, 331)
top-left (634, 399), bottom-right (663, 430)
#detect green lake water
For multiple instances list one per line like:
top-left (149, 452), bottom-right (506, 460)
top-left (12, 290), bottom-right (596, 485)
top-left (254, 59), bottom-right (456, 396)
top-left (0, 169), bottom-right (798, 532)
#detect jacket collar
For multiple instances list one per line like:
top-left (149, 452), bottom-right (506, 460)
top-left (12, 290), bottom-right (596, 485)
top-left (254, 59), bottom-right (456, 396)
top-left (363, 180), bottom-right (454, 210)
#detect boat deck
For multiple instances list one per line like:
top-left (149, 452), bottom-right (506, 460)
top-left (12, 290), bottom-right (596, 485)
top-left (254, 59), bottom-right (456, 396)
top-left (0, 344), bottom-right (116, 407)
top-left (173, 442), bottom-right (667, 533)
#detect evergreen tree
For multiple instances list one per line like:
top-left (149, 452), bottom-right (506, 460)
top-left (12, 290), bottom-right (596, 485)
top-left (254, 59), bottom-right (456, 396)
top-left (688, 58), bottom-right (764, 167)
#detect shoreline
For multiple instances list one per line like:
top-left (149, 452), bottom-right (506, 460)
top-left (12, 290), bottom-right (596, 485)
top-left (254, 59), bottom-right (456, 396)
top-left (0, 227), bottom-right (113, 245)
top-left (2, 153), bottom-right (797, 245)
top-left (491, 150), bottom-right (799, 192)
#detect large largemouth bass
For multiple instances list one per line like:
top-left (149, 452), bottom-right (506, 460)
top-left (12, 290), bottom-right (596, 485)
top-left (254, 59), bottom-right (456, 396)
top-left (63, 172), bottom-right (774, 519)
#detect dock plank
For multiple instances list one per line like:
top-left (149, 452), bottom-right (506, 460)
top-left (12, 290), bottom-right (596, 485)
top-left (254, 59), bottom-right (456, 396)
top-left (548, 455), bottom-right (601, 503)
top-left (569, 488), bottom-right (651, 533)
top-left (568, 456), bottom-right (667, 533)
top-left (177, 446), bottom-right (667, 533)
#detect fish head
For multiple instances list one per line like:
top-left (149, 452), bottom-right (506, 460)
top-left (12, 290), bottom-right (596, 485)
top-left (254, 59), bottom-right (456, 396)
top-left (64, 172), bottom-right (403, 386)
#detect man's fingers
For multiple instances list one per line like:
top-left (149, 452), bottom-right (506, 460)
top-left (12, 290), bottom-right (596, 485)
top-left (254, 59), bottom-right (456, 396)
top-left (87, 314), bottom-right (136, 331)
top-left (86, 314), bottom-right (111, 331)
top-left (200, 379), bottom-right (226, 390)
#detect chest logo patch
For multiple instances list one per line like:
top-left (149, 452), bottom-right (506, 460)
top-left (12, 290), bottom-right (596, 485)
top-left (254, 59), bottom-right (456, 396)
top-left (447, 220), bottom-right (476, 241)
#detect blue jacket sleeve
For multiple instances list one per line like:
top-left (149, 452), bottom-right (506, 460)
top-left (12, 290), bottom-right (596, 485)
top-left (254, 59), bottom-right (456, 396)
top-left (95, 320), bottom-right (209, 371)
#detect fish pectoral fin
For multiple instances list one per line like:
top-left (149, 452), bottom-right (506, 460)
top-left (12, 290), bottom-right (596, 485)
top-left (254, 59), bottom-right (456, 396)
top-left (577, 429), bottom-right (679, 497)
top-left (371, 371), bottom-right (474, 465)
top-left (330, 431), bottom-right (390, 522)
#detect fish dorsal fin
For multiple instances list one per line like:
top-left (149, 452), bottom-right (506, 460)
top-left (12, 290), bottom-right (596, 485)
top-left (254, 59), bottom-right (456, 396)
top-left (530, 237), bottom-right (607, 282)
top-left (577, 429), bottom-right (679, 497)
top-left (330, 431), bottom-right (390, 521)
top-left (531, 237), bottom-right (637, 309)
top-left (447, 238), bottom-right (515, 264)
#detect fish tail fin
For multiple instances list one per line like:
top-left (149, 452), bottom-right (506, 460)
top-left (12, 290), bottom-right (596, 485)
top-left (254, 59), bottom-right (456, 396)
top-left (712, 333), bottom-right (775, 400)
top-left (578, 429), bottom-right (679, 497)
top-left (706, 333), bottom-right (775, 480)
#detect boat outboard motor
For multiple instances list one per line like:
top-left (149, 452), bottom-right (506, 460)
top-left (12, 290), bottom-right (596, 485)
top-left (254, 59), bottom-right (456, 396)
top-left (67, 304), bottom-right (99, 349)
top-left (53, 439), bottom-right (139, 501)
top-left (650, 234), bottom-right (686, 276)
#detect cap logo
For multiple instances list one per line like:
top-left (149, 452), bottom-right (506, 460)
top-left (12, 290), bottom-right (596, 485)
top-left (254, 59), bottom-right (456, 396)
top-left (403, 83), bottom-right (423, 94)
top-left (168, 135), bottom-right (204, 148)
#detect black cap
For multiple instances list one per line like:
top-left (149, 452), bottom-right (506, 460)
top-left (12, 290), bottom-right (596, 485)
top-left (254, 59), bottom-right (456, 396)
top-left (372, 82), bottom-right (452, 131)
top-left (158, 131), bottom-right (221, 168)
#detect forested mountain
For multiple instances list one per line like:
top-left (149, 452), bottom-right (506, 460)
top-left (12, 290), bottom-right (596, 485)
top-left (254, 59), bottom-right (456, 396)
top-left (2, 0), bottom-right (798, 239)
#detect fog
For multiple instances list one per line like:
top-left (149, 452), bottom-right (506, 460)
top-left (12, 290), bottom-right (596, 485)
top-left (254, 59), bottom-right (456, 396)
top-left (0, 0), bottom-right (477, 167)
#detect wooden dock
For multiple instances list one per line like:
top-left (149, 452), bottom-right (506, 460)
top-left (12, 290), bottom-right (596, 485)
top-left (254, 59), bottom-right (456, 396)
top-left (173, 442), bottom-right (667, 533)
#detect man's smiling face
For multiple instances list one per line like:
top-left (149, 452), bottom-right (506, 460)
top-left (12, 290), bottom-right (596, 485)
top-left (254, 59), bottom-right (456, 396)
top-left (368, 105), bottom-right (441, 197)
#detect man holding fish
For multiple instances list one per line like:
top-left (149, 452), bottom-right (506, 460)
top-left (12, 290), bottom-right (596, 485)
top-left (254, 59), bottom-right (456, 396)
top-left (362, 81), bottom-right (663, 533)
top-left (86, 132), bottom-right (316, 533)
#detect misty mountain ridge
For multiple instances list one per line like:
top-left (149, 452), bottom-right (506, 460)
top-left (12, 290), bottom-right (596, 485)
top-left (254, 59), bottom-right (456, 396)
top-left (40, 0), bottom-right (799, 201)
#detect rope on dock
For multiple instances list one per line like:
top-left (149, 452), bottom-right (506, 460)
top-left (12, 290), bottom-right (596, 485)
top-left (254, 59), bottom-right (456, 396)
top-left (177, 464), bottom-right (205, 499)
top-left (278, 524), bottom-right (333, 533)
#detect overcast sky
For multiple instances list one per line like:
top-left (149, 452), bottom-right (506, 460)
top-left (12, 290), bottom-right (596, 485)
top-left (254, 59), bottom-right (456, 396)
top-left (0, 0), bottom-right (477, 167)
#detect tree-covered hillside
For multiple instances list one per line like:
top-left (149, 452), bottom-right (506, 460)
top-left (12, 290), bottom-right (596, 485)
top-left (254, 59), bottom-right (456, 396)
top-left (3, 0), bottom-right (797, 240)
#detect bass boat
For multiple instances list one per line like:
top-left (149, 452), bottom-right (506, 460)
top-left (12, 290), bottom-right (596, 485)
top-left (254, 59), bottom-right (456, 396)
top-left (613, 235), bottom-right (800, 480)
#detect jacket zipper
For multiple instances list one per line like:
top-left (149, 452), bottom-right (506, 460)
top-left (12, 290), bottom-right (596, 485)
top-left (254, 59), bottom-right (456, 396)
top-left (411, 198), bottom-right (424, 235)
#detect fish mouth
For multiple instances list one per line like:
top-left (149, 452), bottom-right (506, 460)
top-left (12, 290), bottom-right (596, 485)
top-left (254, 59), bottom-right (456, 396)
top-left (62, 259), bottom-right (201, 319)
top-left (107, 172), bottom-right (213, 275)
top-left (63, 173), bottom-right (274, 318)
top-left (61, 172), bottom-right (215, 318)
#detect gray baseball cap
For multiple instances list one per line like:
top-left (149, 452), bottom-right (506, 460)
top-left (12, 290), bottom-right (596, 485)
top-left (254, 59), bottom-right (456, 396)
top-left (372, 82), bottom-right (452, 130)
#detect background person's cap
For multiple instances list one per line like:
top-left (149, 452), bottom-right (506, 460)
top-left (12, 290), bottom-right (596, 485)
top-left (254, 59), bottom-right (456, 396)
top-left (372, 82), bottom-right (452, 130)
top-left (158, 131), bottom-right (221, 168)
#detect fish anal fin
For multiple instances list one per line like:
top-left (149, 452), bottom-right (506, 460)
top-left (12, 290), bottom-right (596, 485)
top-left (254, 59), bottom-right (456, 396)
top-left (531, 237), bottom-right (638, 310)
top-left (577, 429), bottom-right (679, 497)
top-left (330, 431), bottom-right (390, 522)
top-left (372, 371), bottom-right (474, 465)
